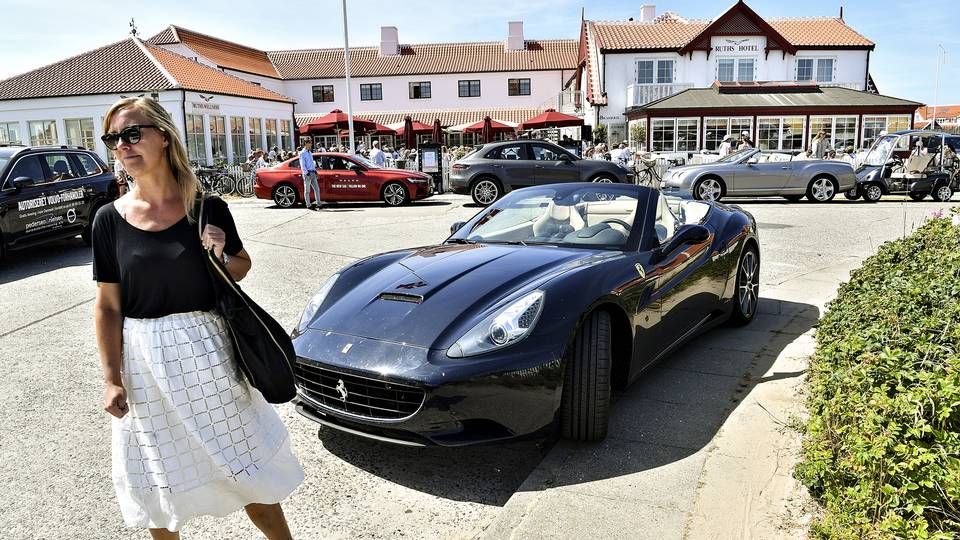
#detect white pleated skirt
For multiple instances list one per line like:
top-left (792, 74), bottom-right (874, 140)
top-left (113, 310), bottom-right (304, 531)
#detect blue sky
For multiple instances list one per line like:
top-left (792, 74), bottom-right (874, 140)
top-left (2, 0), bottom-right (956, 105)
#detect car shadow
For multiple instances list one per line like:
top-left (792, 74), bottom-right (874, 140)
top-left (317, 298), bottom-right (819, 505)
top-left (0, 237), bottom-right (92, 286)
top-left (270, 201), bottom-right (453, 210)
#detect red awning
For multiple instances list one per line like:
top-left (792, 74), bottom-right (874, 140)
top-left (463, 118), bottom-right (515, 133)
top-left (396, 120), bottom-right (434, 135)
top-left (298, 109), bottom-right (377, 135)
top-left (518, 109), bottom-right (584, 131)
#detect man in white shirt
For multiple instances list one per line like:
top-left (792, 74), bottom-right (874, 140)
top-left (369, 140), bottom-right (385, 167)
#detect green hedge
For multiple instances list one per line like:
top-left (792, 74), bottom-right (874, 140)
top-left (798, 215), bottom-right (960, 539)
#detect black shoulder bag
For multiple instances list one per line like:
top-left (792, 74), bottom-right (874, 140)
top-left (198, 194), bottom-right (297, 403)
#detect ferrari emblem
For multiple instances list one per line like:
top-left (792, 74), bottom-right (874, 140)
top-left (335, 379), bottom-right (349, 401)
top-left (635, 263), bottom-right (646, 279)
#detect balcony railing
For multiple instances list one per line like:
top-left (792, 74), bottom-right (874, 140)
top-left (540, 89), bottom-right (584, 116)
top-left (626, 83), bottom-right (696, 108)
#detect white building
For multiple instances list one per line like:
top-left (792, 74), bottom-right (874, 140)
top-left (568, 1), bottom-right (919, 150)
top-left (0, 37), bottom-right (296, 165)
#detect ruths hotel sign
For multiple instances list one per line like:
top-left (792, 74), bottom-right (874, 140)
top-left (714, 38), bottom-right (760, 53)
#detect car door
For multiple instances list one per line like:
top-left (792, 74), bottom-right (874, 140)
top-left (0, 152), bottom-right (83, 247)
top-left (530, 143), bottom-right (579, 185)
top-left (68, 152), bottom-right (109, 228)
top-left (340, 157), bottom-right (379, 201)
top-left (318, 155), bottom-right (349, 201)
top-left (485, 143), bottom-right (536, 191)
top-left (734, 151), bottom-right (790, 194)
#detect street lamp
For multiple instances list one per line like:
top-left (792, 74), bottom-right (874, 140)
top-left (930, 44), bottom-right (947, 131)
top-left (341, 0), bottom-right (355, 154)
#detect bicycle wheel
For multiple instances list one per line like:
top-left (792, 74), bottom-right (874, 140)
top-left (214, 174), bottom-right (236, 196)
top-left (636, 169), bottom-right (654, 187)
top-left (236, 175), bottom-right (256, 198)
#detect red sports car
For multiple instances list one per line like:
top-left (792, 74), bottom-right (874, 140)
top-left (253, 153), bottom-right (433, 208)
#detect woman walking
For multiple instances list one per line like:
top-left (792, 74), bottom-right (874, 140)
top-left (92, 97), bottom-right (303, 539)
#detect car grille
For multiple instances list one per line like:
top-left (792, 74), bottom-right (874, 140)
top-left (294, 360), bottom-right (425, 421)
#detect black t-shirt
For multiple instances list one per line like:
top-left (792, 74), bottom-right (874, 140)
top-left (91, 197), bottom-right (243, 319)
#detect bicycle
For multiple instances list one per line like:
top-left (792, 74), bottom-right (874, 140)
top-left (192, 163), bottom-right (236, 196)
top-left (233, 163), bottom-right (256, 198)
top-left (633, 157), bottom-right (682, 188)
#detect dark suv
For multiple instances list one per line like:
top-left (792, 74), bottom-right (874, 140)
top-left (0, 145), bottom-right (118, 259)
top-left (449, 140), bottom-right (632, 205)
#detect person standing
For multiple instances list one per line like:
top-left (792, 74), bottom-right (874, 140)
top-left (812, 130), bottom-right (829, 159)
top-left (717, 134), bottom-right (734, 156)
top-left (299, 140), bottom-right (321, 210)
top-left (93, 97), bottom-right (302, 540)
top-left (738, 131), bottom-right (754, 150)
top-left (369, 140), bottom-right (385, 167)
top-left (113, 158), bottom-right (131, 195)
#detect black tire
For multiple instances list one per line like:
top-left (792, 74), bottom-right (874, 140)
top-left (470, 176), bottom-right (502, 206)
top-left (843, 187), bottom-right (860, 200)
top-left (932, 184), bottom-right (954, 202)
top-left (782, 194), bottom-right (804, 202)
top-left (693, 176), bottom-right (725, 202)
top-left (272, 184), bottom-right (298, 208)
top-left (381, 182), bottom-right (409, 206)
top-left (862, 182), bottom-right (883, 203)
top-left (908, 192), bottom-right (927, 201)
top-left (560, 310), bottom-right (611, 442)
top-left (806, 175), bottom-right (837, 202)
top-left (590, 173), bottom-right (618, 184)
top-left (729, 245), bottom-right (760, 326)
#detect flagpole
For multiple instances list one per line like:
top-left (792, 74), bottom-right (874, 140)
top-left (341, 0), bottom-right (355, 153)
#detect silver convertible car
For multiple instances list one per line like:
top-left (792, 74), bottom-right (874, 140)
top-left (662, 148), bottom-right (857, 202)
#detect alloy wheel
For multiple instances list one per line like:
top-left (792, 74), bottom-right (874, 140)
top-left (810, 177), bottom-right (835, 202)
top-left (698, 178), bottom-right (722, 201)
top-left (384, 183), bottom-right (406, 206)
top-left (473, 180), bottom-right (499, 205)
top-left (592, 176), bottom-right (615, 184)
top-left (274, 185), bottom-right (296, 208)
top-left (935, 185), bottom-right (953, 202)
top-left (864, 184), bottom-right (883, 202)
top-left (738, 250), bottom-right (759, 319)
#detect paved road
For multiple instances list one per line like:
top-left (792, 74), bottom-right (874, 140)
top-left (0, 192), bottom-right (953, 539)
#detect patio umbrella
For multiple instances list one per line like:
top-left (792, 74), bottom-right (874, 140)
top-left (431, 119), bottom-right (443, 145)
top-left (463, 117), bottom-right (515, 134)
top-left (297, 121), bottom-right (336, 135)
top-left (518, 109), bottom-right (584, 131)
top-left (371, 123), bottom-right (396, 135)
top-left (396, 119), bottom-right (433, 136)
top-left (482, 117), bottom-right (494, 144)
top-left (402, 116), bottom-right (416, 149)
top-left (302, 109), bottom-right (376, 134)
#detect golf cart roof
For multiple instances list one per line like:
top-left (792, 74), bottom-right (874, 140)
top-left (890, 129), bottom-right (954, 138)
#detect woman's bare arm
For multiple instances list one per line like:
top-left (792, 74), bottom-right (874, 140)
top-left (95, 282), bottom-right (127, 418)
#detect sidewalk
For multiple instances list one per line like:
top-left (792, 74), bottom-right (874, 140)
top-left (477, 259), bottom-right (863, 540)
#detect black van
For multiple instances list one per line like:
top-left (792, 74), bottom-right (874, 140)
top-left (0, 145), bottom-right (118, 259)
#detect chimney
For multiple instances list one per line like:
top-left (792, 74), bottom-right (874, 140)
top-left (640, 4), bottom-right (656, 22)
top-left (507, 21), bottom-right (525, 51)
top-left (380, 26), bottom-right (399, 56)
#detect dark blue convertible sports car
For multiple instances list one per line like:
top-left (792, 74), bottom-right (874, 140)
top-left (291, 183), bottom-right (760, 446)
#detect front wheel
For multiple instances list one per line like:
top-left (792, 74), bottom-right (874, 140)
top-left (560, 310), bottom-right (611, 441)
top-left (729, 245), bottom-right (760, 326)
top-left (933, 184), bottom-right (954, 202)
top-left (382, 182), bottom-right (409, 206)
top-left (862, 183), bottom-right (883, 203)
top-left (806, 176), bottom-right (837, 202)
top-left (272, 184), bottom-right (298, 208)
top-left (471, 177), bottom-right (501, 206)
top-left (591, 174), bottom-right (617, 184)
top-left (693, 177), bottom-right (724, 201)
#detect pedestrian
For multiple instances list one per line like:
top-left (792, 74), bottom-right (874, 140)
top-left (613, 142), bottom-right (629, 167)
top-left (114, 158), bottom-right (131, 195)
top-left (369, 140), bottom-right (385, 167)
top-left (717, 134), bottom-right (734, 156)
top-left (357, 141), bottom-right (366, 154)
top-left (812, 130), bottom-right (829, 159)
top-left (738, 131), bottom-right (754, 150)
top-left (300, 139), bottom-right (321, 210)
top-left (92, 96), bottom-right (302, 539)
top-left (268, 146), bottom-right (277, 162)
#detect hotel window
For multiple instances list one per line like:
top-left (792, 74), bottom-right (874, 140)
top-left (230, 117), bottom-right (245, 163)
top-left (312, 85), bottom-right (335, 102)
top-left (508, 78), bottom-right (531, 96)
top-left (797, 58), bottom-right (834, 82)
top-left (757, 116), bottom-right (805, 151)
top-left (248, 117), bottom-right (262, 152)
top-left (210, 116), bottom-right (227, 161)
top-left (811, 116), bottom-right (858, 151)
top-left (280, 120), bottom-right (291, 150)
top-left (636, 60), bottom-right (674, 84)
top-left (0, 122), bottom-right (21, 145)
top-left (703, 117), bottom-right (752, 151)
top-left (651, 118), bottom-right (699, 152)
top-left (28, 120), bottom-right (57, 146)
top-left (265, 119), bottom-right (278, 150)
top-left (64, 118), bottom-right (95, 150)
top-left (185, 114), bottom-right (206, 163)
top-left (409, 82), bottom-right (431, 99)
top-left (651, 119), bottom-right (674, 152)
top-left (718, 58), bottom-right (754, 82)
top-left (458, 80), bottom-right (481, 97)
top-left (862, 115), bottom-right (911, 149)
top-left (360, 83), bottom-right (382, 101)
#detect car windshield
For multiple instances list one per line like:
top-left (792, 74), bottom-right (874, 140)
top-left (452, 186), bottom-right (640, 249)
top-left (863, 135), bottom-right (898, 166)
top-left (0, 156), bottom-right (9, 173)
top-left (350, 154), bottom-right (381, 169)
top-left (717, 148), bottom-right (754, 163)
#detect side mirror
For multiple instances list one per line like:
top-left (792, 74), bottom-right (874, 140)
top-left (450, 221), bottom-right (467, 235)
top-left (559, 153), bottom-right (573, 162)
top-left (656, 224), bottom-right (710, 259)
top-left (746, 158), bottom-right (759, 165)
top-left (12, 176), bottom-right (34, 189)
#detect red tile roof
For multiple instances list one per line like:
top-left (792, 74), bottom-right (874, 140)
top-left (269, 40), bottom-right (578, 79)
top-left (768, 18), bottom-right (874, 48)
top-left (917, 105), bottom-right (960, 120)
top-left (147, 25), bottom-right (280, 78)
top-left (296, 108), bottom-right (544, 128)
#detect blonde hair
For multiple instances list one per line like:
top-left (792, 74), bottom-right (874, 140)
top-left (102, 97), bottom-right (199, 221)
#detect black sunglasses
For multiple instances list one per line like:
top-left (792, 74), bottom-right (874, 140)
top-left (101, 124), bottom-right (161, 150)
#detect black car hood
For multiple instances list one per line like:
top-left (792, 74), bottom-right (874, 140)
top-left (309, 243), bottom-right (602, 348)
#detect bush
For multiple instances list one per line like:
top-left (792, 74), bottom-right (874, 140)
top-left (797, 214), bottom-right (960, 539)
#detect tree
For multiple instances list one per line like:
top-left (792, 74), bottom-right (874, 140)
top-left (592, 124), bottom-right (607, 144)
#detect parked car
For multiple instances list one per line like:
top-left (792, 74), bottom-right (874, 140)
top-left (0, 145), bottom-right (118, 260)
top-left (253, 152), bottom-right (433, 208)
top-left (848, 130), bottom-right (958, 202)
top-left (662, 148), bottom-right (856, 202)
top-left (291, 183), bottom-right (760, 446)
top-left (449, 140), bottom-right (632, 206)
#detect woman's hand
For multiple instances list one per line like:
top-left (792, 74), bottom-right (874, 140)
top-left (104, 383), bottom-right (128, 418)
top-left (201, 224), bottom-right (227, 259)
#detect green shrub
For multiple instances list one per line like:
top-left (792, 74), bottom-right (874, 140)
top-left (797, 215), bottom-right (960, 539)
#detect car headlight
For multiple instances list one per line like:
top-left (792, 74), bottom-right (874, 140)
top-left (297, 273), bottom-right (339, 333)
top-left (447, 290), bottom-right (545, 358)
top-left (407, 177), bottom-right (428, 184)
